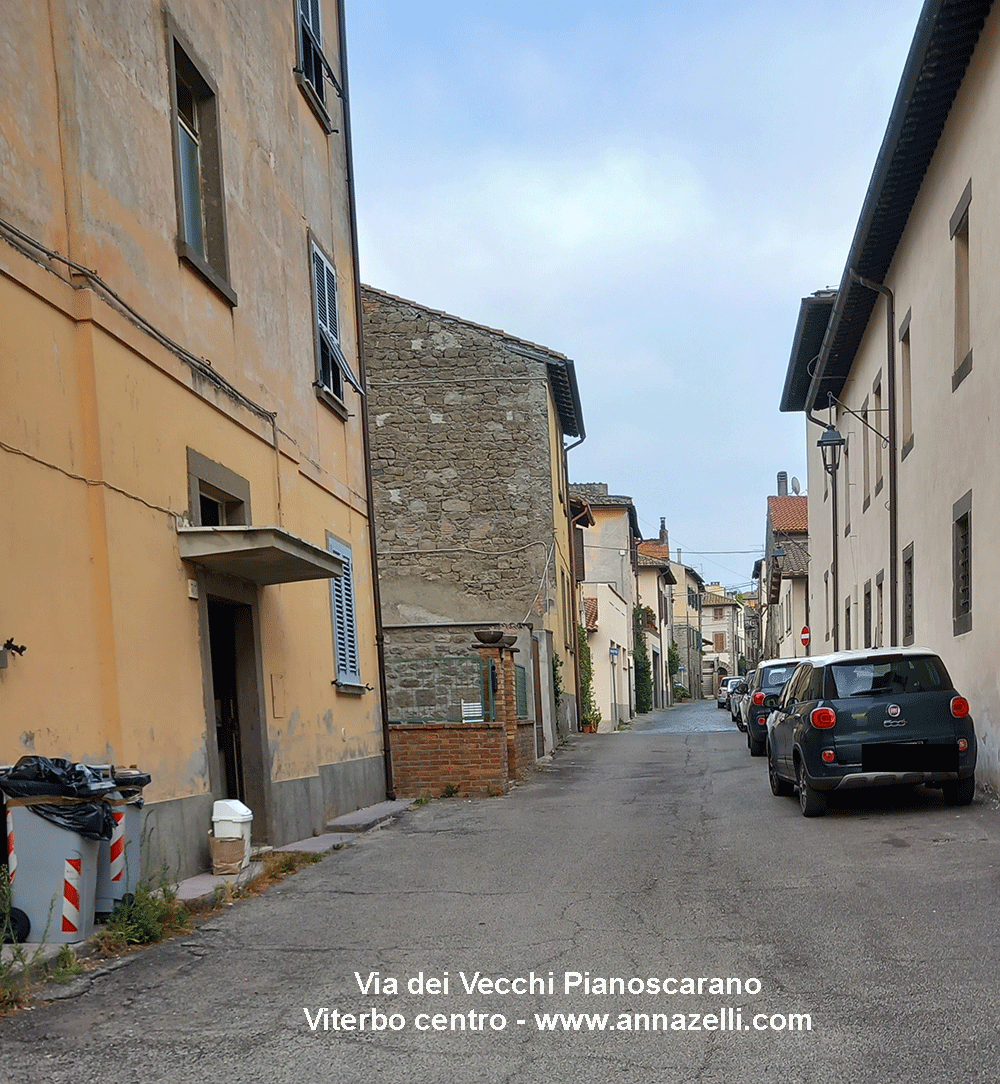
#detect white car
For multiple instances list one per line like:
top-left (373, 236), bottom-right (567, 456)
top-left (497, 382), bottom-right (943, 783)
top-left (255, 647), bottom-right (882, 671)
top-left (731, 671), bottom-right (755, 727)
top-left (717, 677), bottom-right (741, 709)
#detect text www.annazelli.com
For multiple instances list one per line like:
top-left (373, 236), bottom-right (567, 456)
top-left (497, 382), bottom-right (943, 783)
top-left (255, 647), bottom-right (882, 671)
top-left (532, 1008), bottom-right (812, 1033)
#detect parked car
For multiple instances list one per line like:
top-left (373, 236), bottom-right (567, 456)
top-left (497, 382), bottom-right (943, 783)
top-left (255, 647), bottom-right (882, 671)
top-left (731, 671), bottom-right (755, 727)
top-left (764, 648), bottom-right (976, 817)
top-left (717, 677), bottom-right (741, 709)
top-left (739, 657), bottom-right (799, 755)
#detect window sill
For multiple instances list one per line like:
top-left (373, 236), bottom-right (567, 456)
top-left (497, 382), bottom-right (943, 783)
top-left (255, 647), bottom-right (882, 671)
top-left (901, 435), bottom-right (914, 462)
top-left (953, 614), bottom-right (972, 637)
top-left (875, 477), bottom-right (884, 496)
top-left (953, 349), bottom-right (973, 391)
top-left (295, 72), bottom-right (337, 134)
top-left (333, 680), bottom-right (368, 695)
top-left (179, 244), bottom-right (238, 307)
top-left (315, 384), bottom-right (351, 420)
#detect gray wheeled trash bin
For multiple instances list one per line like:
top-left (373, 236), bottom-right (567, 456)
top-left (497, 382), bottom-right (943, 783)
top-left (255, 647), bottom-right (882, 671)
top-left (0, 757), bottom-right (115, 944)
top-left (94, 768), bottom-right (150, 916)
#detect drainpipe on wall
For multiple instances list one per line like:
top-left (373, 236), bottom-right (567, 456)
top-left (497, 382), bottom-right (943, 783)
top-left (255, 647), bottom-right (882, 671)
top-left (338, 2), bottom-right (394, 798)
top-left (849, 271), bottom-right (898, 647)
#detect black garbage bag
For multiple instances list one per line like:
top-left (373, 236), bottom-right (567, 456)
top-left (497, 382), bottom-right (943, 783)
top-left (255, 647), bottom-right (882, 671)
top-left (111, 768), bottom-right (151, 801)
top-left (0, 756), bottom-right (118, 840)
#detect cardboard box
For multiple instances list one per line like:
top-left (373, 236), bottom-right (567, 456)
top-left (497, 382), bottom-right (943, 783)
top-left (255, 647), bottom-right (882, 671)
top-left (208, 833), bottom-right (245, 876)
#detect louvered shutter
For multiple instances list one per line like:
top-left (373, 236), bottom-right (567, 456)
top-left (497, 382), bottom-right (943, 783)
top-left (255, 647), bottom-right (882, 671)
top-left (312, 244), bottom-right (339, 346)
top-left (311, 242), bottom-right (364, 398)
top-left (300, 0), bottom-right (322, 43)
top-left (327, 537), bottom-right (360, 684)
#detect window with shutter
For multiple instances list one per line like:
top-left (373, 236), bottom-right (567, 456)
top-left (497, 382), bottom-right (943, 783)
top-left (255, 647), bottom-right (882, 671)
top-left (299, 0), bottom-right (326, 106)
top-left (327, 535), bottom-right (360, 686)
top-left (311, 241), bottom-right (362, 407)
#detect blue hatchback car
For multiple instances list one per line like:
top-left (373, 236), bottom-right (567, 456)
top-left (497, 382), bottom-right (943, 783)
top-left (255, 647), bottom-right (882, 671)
top-left (764, 648), bottom-right (977, 817)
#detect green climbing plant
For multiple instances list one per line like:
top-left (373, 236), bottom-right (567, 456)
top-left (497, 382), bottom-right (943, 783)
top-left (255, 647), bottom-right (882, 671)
top-left (577, 624), bottom-right (601, 727)
top-left (633, 606), bottom-right (653, 714)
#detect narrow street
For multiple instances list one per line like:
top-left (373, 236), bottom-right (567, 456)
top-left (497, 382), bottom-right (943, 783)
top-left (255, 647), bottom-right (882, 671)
top-left (3, 698), bottom-right (999, 1084)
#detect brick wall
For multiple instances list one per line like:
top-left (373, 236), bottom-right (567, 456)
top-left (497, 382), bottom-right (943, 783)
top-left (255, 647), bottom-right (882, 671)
top-left (515, 720), bottom-right (537, 775)
top-left (389, 722), bottom-right (509, 798)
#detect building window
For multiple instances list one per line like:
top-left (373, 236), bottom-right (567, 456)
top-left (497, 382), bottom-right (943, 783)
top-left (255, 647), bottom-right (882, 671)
top-left (875, 377), bottom-right (884, 487)
top-left (824, 570), bottom-right (829, 642)
top-left (168, 25), bottom-right (236, 305)
top-left (902, 543), bottom-right (914, 646)
top-left (311, 240), bottom-right (362, 414)
top-left (844, 598), bottom-right (851, 650)
top-left (842, 432), bottom-right (851, 537)
top-left (899, 315), bottom-right (913, 458)
top-left (951, 180), bottom-right (972, 389)
top-left (296, 0), bottom-right (338, 132)
top-left (327, 535), bottom-right (361, 687)
top-left (876, 571), bottom-right (884, 649)
top-left (713, 607), bottom-right (723, 620)
top-left (953, 491), bottom-right (972, 636)
top-left (863, 581), bottom-right (872, 649)
top-left (862, 397), bottom-right (871, 510)
top-left (714, 633), bottom-right (725, 653)
top-left (187, 449), bottom-right (250, 526)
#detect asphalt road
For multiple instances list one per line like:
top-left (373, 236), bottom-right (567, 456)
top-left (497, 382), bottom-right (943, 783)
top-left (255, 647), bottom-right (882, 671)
top-left (3, 697), bottom-right (1000, 1084)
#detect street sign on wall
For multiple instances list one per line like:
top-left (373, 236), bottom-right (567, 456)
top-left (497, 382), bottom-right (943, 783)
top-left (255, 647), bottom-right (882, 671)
top-left (801, 626), bottom-right (810, 648)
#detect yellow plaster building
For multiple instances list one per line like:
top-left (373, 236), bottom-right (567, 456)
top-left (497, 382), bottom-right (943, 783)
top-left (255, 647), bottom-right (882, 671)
top-left (1, 0), bottom-right (387, 876)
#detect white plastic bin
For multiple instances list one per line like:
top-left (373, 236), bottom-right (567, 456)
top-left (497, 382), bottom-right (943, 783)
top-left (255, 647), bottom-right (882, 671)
top-left (212, 799), bottom-right (253, 869)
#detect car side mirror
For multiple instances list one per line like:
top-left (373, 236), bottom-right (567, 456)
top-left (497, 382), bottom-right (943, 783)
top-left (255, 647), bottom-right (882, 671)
top-left (737, 683), bottom-right (747, 694)
top-left (763, 695), bottom-right (779, 710)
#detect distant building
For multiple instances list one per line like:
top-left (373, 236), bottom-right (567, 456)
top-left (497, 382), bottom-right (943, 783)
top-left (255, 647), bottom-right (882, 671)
top-left (570, 484), bottom-right (641, 727)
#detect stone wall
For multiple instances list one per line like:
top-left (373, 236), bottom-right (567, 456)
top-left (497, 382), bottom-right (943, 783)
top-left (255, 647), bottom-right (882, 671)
top-left (362, 286), bottom-right (560, 625)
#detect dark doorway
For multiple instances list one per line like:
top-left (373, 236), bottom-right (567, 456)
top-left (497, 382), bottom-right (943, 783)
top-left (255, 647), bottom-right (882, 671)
top-left (207, 598), bottom-right (246, 803)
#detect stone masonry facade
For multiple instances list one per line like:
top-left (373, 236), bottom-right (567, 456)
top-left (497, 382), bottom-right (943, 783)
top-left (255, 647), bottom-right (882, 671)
top-left (362, 286), bottom-right (563, 625)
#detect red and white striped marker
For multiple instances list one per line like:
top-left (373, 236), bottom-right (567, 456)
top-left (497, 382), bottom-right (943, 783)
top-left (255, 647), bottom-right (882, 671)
top-left (109, 811), bottom-right (126, 884)
top-left (62, 858), bottom-right (82, 935)
top-left (5, 810), bottom-right (15, 883)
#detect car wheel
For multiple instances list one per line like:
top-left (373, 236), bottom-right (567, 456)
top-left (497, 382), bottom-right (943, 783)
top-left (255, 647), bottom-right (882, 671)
top-left (796, 760), bottom-right (827, 817)
top-left (942, 777), bottom-right (976, 806)
top-left (748, 731), bottom-right (765, 757)
top-left (768, 745), bottom-right (793, 797)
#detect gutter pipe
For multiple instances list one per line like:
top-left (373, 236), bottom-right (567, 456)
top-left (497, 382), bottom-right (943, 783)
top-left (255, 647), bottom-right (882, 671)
top-left (849, 271), bottom-right (899, 648)
top-left (337, 2), bottom-right (394, 798)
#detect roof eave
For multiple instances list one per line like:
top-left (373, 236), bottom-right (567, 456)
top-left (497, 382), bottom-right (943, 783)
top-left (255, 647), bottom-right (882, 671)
top-left (793, 0), bottom-right (993, 415)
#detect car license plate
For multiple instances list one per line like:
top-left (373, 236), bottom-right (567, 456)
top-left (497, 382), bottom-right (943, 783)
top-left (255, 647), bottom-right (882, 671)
top-left (862, 742), bottom-right (958, 772)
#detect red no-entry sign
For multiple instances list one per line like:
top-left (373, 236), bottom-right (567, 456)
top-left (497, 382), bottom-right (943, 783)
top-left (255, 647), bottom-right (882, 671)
top-left (801, 626), bottom-right (811, 647)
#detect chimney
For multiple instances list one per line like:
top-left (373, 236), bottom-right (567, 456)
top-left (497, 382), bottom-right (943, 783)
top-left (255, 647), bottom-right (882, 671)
top-left (676, 548), bottom-right (682, 566)
top-left (659, 517), bottom-right (668, 548)
top-left (777, 471), bottom-right (788, 497)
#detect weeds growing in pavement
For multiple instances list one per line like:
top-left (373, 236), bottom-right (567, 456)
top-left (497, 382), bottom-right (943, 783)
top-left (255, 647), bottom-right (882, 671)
top-left (93, 866), bottom-right (190, 955)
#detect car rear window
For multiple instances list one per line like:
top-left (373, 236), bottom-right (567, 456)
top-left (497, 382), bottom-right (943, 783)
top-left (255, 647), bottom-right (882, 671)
top-left (827, 655), bottom-right (951, 698)
top-left (760, 665), bottom-right (795, 689)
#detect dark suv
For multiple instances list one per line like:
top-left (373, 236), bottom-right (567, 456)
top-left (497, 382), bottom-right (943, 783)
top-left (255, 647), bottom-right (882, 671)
top-left (765, 648), bottom-right (976, 817)
top-left (739, 658), bottom-right (799, 756)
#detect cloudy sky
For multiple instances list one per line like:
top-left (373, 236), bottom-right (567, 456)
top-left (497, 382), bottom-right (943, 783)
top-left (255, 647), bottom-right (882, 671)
top-left (344, 0), bottom-right (925, 590)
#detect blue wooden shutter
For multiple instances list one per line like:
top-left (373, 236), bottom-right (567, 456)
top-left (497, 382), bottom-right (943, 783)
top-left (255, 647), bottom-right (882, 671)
top-left (327, 536), bottom-right (360, 684)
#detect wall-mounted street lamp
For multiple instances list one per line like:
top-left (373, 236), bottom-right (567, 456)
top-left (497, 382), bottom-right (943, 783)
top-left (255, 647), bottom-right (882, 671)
top-left (817, 425), bottom-right (845, 648)
top-left (818, 425), bottom-right (846, 475)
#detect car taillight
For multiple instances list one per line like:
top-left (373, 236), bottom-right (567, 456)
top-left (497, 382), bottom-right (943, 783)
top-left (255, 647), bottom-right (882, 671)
top-left (752, 692), bottom-right (766, 706)
top-left (951, 696), bottom-right (970, 718)
top-left (821, 749), bottom-right (835, 763)
top-left (811, 707), bottom-right (837, 729)
top-left (958, 738), bottom-right (969, 752)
